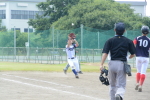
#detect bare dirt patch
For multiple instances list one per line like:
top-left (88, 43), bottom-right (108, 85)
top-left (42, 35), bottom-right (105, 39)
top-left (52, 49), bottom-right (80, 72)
top-left (0, 71), bottom-right (150, 100)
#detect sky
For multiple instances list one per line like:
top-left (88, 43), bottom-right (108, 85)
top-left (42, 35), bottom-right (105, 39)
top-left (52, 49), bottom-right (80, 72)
top-left (115, 0), bottom-right (150, 16)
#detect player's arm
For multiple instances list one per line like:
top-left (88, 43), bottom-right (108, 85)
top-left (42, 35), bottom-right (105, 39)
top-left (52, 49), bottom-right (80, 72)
top-left (100, 53), bottom-right (108, 70)
top-left (129, 54), bottom-right (135, 59)
top-left (129, 40), bottom-right (136, 59)
top-left (74, 39), bottom-right (79, 47)
top-left (133, 38), bottom-right (137, 47)
top-left (100, 40), bottom-right (110, 71)
top-left (67, 37), bottom-right (72, 48)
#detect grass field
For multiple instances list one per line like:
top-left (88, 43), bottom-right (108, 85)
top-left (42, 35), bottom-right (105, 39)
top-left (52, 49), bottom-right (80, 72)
top-left (0, 61), bottom-right (150, 72)
top-left (0, 62), bottom-right (100, 72)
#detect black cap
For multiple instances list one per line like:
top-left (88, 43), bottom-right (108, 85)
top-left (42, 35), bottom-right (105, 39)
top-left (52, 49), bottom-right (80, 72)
top-left (115, 22), bottom-right (125, 32)
top-left (114, 22), bottom-right (125, 35)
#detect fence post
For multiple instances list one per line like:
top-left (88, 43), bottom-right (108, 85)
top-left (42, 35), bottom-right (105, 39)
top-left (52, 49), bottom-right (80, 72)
top-left (80, 24), bottom-right (83, 60)
top-left (52, 26), bottom-right (54, 48)
top-left (14, 26), bottom-right (16, 60)
top-left (98, 31), bottom-right (100, 49)
top-left (57, 31), bottom-right (58, 48)
top-left (93, 49), bottom-right (94, 63)
top-left (28, 26), bottom-right (30, 61)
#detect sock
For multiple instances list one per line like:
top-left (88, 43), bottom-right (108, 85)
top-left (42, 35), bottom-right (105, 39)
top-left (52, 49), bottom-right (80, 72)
top-left (66, 64), bottom-right (70, 70)
top-left (136, 73), bottom-right (141, 83)
top-left (64, 64), bottom-right (69, 70)
top-left (140, 74), bottom-right (146, 86)
top-left (72, 69), bottom-right (77, 75)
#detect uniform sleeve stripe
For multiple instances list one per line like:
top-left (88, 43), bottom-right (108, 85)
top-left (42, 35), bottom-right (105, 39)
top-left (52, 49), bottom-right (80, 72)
top-left (133, 39), bottom-right (137, 44)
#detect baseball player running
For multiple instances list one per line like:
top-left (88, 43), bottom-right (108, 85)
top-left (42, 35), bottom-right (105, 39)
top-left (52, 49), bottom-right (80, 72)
top-left (64, 33), bottom-right (82, 74)
top-left (65, 33), bottom-right (80, 78)
top-left (133, 26), bottom-right (150, 92)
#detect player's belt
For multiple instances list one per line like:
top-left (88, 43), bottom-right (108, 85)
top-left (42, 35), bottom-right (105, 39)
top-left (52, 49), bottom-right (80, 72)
top-left (68, 57), bottom-right (74, 59)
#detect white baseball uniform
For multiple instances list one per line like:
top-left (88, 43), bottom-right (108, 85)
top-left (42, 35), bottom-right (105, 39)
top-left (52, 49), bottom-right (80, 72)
top-left (66, 44), bottom-right (80, 72)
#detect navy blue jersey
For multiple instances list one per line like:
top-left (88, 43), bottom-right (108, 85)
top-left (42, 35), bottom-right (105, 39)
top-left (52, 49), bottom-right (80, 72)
top-left (133, 36), bottom-right (150, 57)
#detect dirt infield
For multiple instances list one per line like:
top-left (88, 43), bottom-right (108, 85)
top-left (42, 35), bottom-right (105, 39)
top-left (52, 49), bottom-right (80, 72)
top-left (0, 71), bottom-right (149, 100)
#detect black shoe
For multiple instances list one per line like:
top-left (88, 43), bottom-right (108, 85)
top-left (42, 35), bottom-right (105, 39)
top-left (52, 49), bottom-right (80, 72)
top-left (78, 71), bottom-right (83, 74)
top-left (115, 94), bottom-right (122, 100)
top-left (63, 69), bottom-right (67, 74)
top-left (75, 75), bottom-right (79, 79)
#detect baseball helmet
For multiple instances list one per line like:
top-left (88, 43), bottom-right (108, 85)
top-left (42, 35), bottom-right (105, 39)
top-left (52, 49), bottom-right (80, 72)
top-left (99, 68), bottom-right (109, 86)
top-left (141, 26), bottom-right (149, 34)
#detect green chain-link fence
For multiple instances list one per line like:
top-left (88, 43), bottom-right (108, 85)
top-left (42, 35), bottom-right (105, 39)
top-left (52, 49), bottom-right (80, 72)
top-left (0, 25), bottom-right (147, 49)
top-left (0, 25), bottom-right (150, 67)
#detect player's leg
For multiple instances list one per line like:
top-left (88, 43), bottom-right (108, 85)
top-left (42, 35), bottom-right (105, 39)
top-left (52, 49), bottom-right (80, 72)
top-left (64, 63), bottom-right (70, 70)
top-left (68, 59), bottom-right (79, 78)
top-left (115, 61), bottom-right (125, 100)
top-left (75, 58), bottom-right (83, 74)
top-left (108, 60), bottom-right (125, 100)
top-left (63, 63), bottom-right (70, 74)
top-left (78, 60), bottom-right (83, 74)
top-left (73, 58), bottom-right (80, 73)
top-left (138, 58), bottom-right (149, 92)
top-left (135, 57), bottom-right (142, 90)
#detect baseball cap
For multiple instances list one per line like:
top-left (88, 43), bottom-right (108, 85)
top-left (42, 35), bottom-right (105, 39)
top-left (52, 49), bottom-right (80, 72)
top-left (114, 22), bottom-right (125, 34)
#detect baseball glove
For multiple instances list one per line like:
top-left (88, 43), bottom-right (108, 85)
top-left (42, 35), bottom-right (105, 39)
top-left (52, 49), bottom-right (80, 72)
top-left (69, 33), bottom-right (76, 39)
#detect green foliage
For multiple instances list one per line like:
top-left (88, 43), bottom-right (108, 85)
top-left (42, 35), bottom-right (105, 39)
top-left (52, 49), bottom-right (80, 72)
top-left (0, 31), bottom-right (28, 47)
top-left (1, 0), bottom-right (150, 49)
top-left (142, 17), bottom-right (150, 27)
top-left (29, 30), bottom-right (52, 47)
top-left (0, 19), bottom-right (7, 32)
top-left (28, 0), bottom-right (80, 31)
top-left (52, 0), bottom-right (144, 30)
top-left (17, 32), bottom-right (28, 47)
top-left (28, 16), bottom-right (51, 32)
top-left (0, 31), bottom-right (14, 47)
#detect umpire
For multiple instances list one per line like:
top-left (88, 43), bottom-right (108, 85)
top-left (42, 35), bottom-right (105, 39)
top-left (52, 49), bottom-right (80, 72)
top-left (100, 22), bottom-right (135, 100)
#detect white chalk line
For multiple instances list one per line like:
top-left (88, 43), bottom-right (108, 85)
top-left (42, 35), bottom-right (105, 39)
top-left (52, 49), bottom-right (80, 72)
top-left (1, 78), bottom-right (105, 100)
top-left (2, 74), bottom-right (73, 88)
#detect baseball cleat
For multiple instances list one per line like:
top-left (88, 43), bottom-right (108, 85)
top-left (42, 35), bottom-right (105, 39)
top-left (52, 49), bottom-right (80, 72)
top-left (138, 86), bottom-right (142, 92)
top-left (63, 69), bottom-right (67, 74)
top-left (75, 75), bottom-right (79, 79)
top-left (115, 94), bottom-right (122, 100)
top-left (135, 84), bottom-right (139, 90)
top-left (78, 71), bottom-right (83, 74)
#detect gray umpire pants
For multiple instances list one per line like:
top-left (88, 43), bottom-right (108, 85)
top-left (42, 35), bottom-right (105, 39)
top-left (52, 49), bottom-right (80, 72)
top-left (108, 60), bottom-right (126, 100)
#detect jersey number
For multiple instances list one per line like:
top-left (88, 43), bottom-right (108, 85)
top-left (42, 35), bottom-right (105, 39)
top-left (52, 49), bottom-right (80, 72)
top-left (139, 39), bottom-right (148, 47)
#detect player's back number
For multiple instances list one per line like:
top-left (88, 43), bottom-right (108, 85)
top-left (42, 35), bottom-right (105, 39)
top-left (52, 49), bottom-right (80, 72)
top-left (139, 39), bottom-right (148, 47)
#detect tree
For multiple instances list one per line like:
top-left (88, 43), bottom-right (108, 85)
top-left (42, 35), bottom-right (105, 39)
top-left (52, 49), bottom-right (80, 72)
top-left (52, 0), bottom-right (144, 30)
top-left (16, 32), bottom-right (28, 47)
top-left (142, 17), bottom-right (150, 28)
top-left (0, 19), bottom-right (7, 32)
top-left (0, 31), bottom-right (14, 47)
top-left (28, 0), bottom-right (80, 31)
top-left (28, 15), bottom-right (50, 33)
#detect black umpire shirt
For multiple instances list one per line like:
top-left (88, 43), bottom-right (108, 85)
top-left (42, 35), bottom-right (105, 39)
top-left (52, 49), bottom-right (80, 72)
top-left (102, 35), bottom-right (135, 61)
